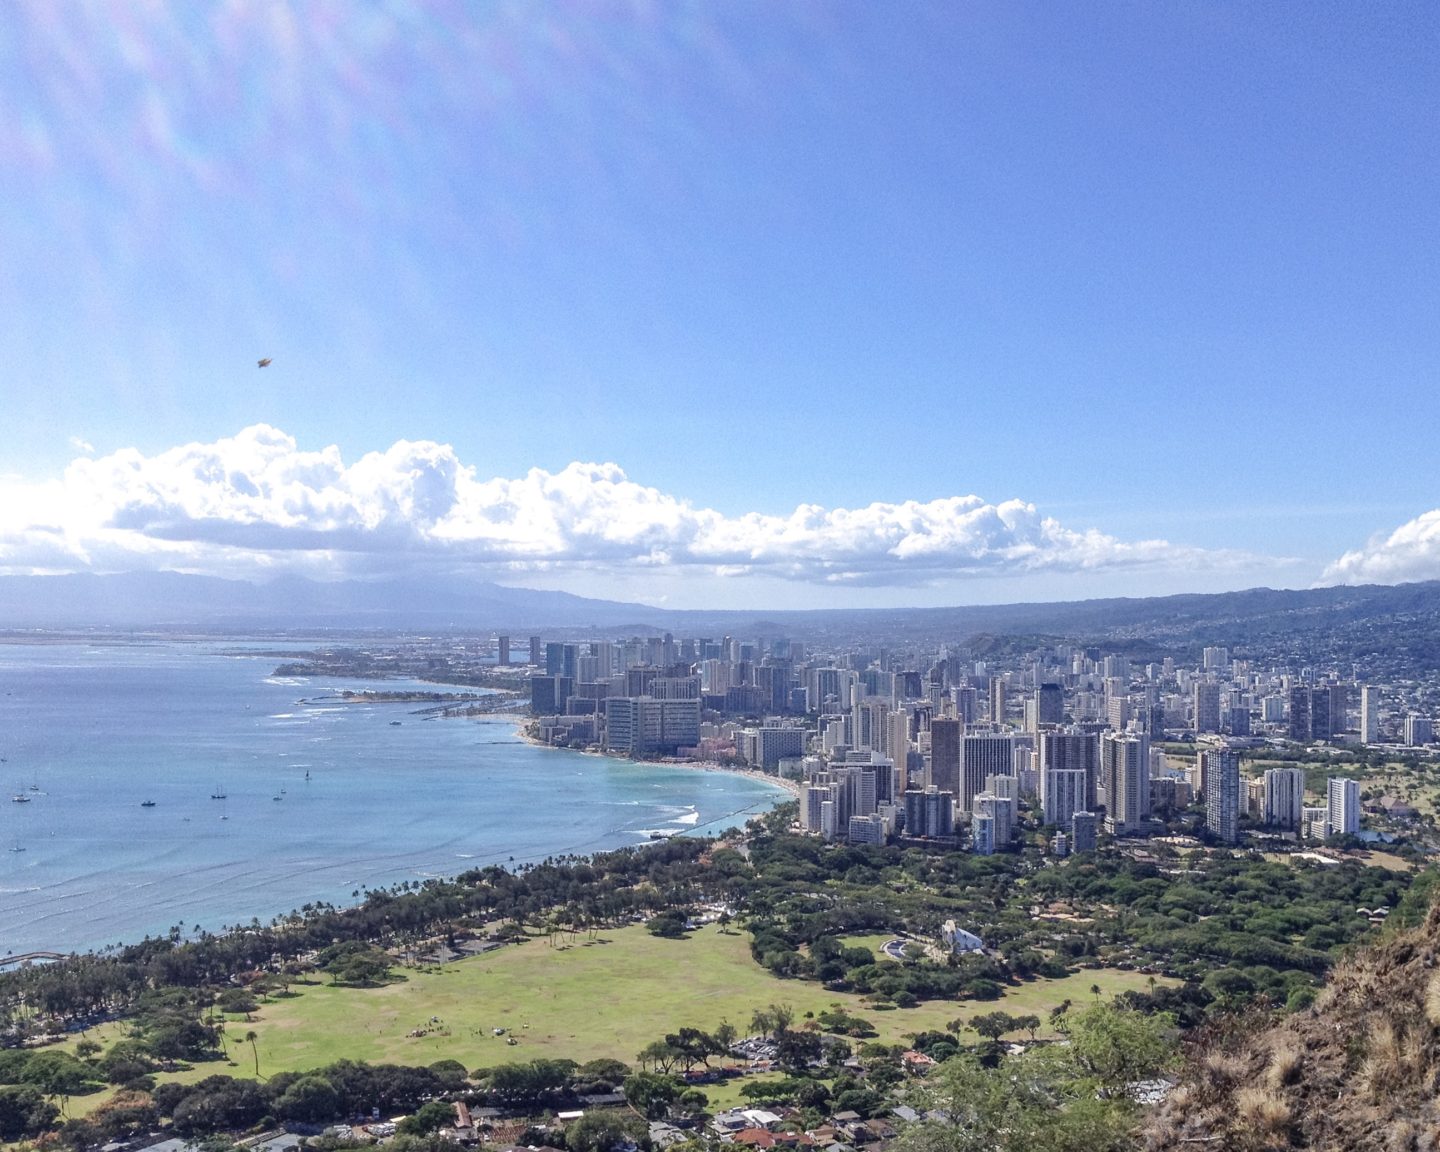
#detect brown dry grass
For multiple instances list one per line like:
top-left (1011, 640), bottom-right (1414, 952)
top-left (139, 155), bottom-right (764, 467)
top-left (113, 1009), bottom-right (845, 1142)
top-left (1265, 1037), bottom-right (1304, 1090)
top-left (1426, 972), bottom-right (1440, 1028)
top-left (1234, 1085), bottom-right (1291, 1138)
top-left (1144, 898), bottom-right (1440, 1151)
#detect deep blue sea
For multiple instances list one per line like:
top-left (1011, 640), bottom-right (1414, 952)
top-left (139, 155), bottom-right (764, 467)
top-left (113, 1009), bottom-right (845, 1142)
top-left (0, 642), bottom-right (786, 956)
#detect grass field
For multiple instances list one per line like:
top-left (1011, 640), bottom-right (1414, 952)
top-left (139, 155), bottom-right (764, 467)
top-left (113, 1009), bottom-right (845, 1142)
top-left (54, 923), bottom-right (1164, 1121)
top-left (242, 923), bottom-right (1160, 1074)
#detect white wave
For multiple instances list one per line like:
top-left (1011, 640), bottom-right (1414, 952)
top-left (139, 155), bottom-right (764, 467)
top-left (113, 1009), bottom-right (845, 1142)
top-left (670, 810), bottom-right (701, 826)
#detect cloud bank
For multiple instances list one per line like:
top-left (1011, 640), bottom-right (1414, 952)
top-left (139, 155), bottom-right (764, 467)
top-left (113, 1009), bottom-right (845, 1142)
top-left (1324, 509), bottom-right (1440, 586)
top-left (0, 425), bottom-right (1249, 586)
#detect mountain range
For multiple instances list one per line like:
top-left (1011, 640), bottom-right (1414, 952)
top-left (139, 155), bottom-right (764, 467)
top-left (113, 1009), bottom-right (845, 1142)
top-left (1, 572), bottom-right (1438, 657)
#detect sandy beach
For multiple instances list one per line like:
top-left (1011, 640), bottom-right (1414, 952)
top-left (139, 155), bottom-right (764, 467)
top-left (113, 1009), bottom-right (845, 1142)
top-left (512, 719), bottom-right (802, 798)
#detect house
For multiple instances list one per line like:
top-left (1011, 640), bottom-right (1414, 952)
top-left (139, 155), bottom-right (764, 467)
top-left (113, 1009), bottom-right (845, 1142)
top-left (713, 1108), bottom-right (785, 1134)
top-left (649, 1122), bottom-right (689, 1149)
top-left (901, 1050), bottom-right (937, 1073)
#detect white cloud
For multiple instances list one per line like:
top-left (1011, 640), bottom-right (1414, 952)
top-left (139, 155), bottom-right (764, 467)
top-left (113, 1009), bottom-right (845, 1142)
top-left (68, 437), bottom-right (95, 455)
top-left (0, 424), bottom-right (1256, 585)
top-left (1323, 509), bottom-right (1440, 586)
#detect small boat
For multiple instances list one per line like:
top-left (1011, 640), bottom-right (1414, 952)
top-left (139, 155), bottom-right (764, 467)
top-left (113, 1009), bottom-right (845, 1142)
top-left (11, 795), bottom-right (30, 804)
top-left (8, 844), bottom-right (23, 853)
top-left (211, 786), bottom-right (227, 799)
top-left (140, 800), bottom-right (157, 808)
top-left (272, 794), bottom-right (283, 802)
top-left (390, 720), bottom-right (402, 726)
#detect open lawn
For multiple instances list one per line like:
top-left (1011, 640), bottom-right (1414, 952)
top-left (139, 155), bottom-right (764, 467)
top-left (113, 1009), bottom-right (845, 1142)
top-left (243, 923), bottom-right (1161, 1075)
top-left (50, 924), bottom-right (1164, 1121)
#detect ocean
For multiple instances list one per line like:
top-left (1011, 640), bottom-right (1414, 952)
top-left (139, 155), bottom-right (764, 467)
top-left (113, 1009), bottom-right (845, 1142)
top-left (0, 641), bottom-right (787, 956)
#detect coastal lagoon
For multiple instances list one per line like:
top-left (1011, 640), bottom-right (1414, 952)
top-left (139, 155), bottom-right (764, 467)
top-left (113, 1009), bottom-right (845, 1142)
top-left (0, 642), bottom-right (787, 956)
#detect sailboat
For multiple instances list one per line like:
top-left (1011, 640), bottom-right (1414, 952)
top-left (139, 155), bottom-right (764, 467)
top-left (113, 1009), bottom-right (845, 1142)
top-left (211, 786), bottom-right (227, 799)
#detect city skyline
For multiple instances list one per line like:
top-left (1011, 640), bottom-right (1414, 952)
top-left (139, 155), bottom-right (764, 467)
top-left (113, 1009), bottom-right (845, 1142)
top-left (3, 4), bottom-right (1438, 608)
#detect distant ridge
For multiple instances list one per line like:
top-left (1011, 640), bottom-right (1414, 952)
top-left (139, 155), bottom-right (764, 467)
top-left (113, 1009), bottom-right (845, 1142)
top-left (0, 572), bottom-right (1438, 652)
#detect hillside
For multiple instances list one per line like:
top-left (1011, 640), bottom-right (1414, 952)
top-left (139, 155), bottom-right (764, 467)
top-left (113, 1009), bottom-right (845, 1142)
top-left (2, 573), bottom-right (1439, 674)
top-left (1145, 885), bottom-right (1440, 1151)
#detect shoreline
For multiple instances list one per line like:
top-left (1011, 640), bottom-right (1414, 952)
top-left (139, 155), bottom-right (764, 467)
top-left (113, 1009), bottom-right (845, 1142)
top-left (511, 719), bottom-right (802, 799)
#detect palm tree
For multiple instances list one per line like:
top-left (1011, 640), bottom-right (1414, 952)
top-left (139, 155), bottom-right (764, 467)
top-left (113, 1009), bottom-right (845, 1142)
top-left (245, 1030), bottom-right (261, 1078)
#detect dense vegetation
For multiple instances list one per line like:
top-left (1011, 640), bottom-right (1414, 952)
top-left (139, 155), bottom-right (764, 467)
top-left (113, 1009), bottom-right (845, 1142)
top-left (0, 808), bottom-right (1429, 1151)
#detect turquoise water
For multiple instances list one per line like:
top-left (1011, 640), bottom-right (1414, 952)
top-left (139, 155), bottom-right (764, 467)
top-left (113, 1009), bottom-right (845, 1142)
top-left (0, 642), bottom-right (785, 956)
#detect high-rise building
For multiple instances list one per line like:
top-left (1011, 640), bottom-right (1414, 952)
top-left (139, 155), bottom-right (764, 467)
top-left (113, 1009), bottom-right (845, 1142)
top-left (1328, 683), bottom-right (1348, 735)
top-left (989, 678), bottom-right (1007, 726)
top-left (1203, 646), bottom-right (1230, 673)
top-left (1035, 683), bottom-right (1065, 726)
top-left (971, 814), bottom-right (996, 856)
top-left (903, 787), bottom-right (954, 839)
top-left (1287, 685), bottom-right (1333, 742)
top-left (1039, 729), bottom-right (1100, 811)
top-left (1263, 767), bottom-right (1305, 829)
top-left (1070, 811), bottom-right (1098, 854)
top-left (887, 710), bottom-right (911, 787)
top-left (1201, 746), bottom-right (1240, 844)
top-left (1406, 715), bottom-right (1434, 747)
top-left (1287, 685), bottom-right (1311, 742)
top-left (1042, 767), bottom-right (1088, 828)
top-left (496, 635), bottom-right (510, 666)
top-left (604, 697), bottom-right (701, 757)
top-left (529, 675), bottom-right (573, 716)
top-left (960, 732), bottom-right (1015, 811)
top-left (1360, 685), bottom-right (1380, 745)
top-left (1193, 682), bottom-right (1222, 734)
top-left (928, 718), bottom-right (963, 796)
top-left (1327, 777), bottom-right (1360, 837)
top-left (1100, 731), bottom-right (1149, 835)
top-left (528, 635), bottom-right (543, 666)
top-left (973, 792), bottom-right (1014, 848)
top-left (740, 726), bottom-right (806, 771)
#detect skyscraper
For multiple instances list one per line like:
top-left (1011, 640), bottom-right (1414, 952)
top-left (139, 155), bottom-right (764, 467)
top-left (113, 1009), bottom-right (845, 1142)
top-left (1041, 767), bottom-right (1087, 828)
top-left (1193, 682), bottom-right (1222, 734)
top-left (1405, 715), bottom-right (1434, 747)
top-left (1201, 746), bottom-right (1240, 843)
top-left (960, 732), bottom-right (1015, 811)
top-left (973, 792), bottom-right (1014, 849)
top-left (989, 678), bottom-right (1007, 726)
top-left (1360, 685), bottom-right (1380, 745)
top-left (1035, 682), bottom-right (1065, 726)
top-left (1263, 766), bottom-right (1305, 829)
top-left (1327, 777), bottom-right (1359, 836)
top-left (1040, 729), bottom-right (1100, 811)
top-left (928, 718), bottom-right (962, 796)
top-left (1287, 685), bottom-right (1311, 742)
top-left (1100, 731), bottom-right (1149, 835)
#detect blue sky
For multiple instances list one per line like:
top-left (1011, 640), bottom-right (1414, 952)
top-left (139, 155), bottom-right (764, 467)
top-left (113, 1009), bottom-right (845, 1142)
top-left (1, 2), bottom-right (1437, 608)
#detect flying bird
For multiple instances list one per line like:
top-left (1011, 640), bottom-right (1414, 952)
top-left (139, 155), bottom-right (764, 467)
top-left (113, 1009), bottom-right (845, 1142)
top-left (257, 357), bottom-right (272, 368)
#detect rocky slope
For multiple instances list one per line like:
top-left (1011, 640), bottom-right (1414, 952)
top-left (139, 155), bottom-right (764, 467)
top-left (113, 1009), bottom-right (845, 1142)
top-left (1145, 896), bottom-right (1440, 1151)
